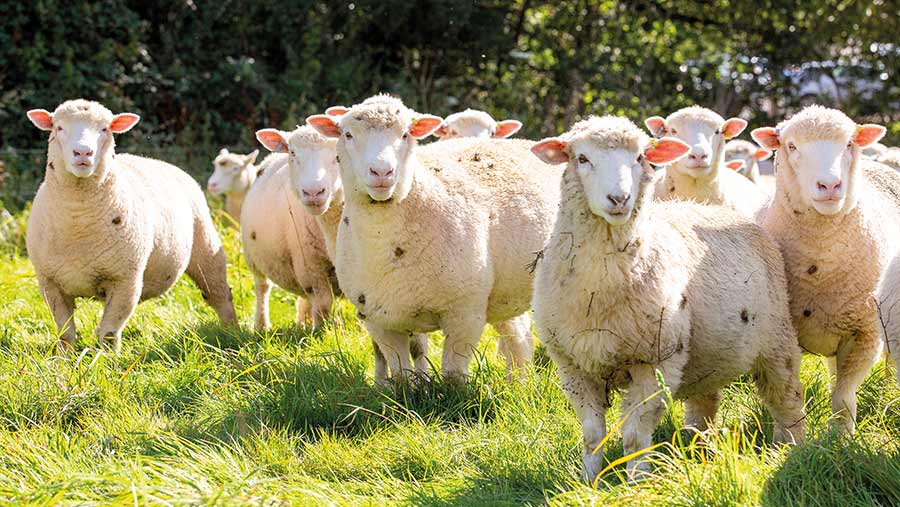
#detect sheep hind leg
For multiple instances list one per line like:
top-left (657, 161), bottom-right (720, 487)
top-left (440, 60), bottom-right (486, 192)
top-left (754, 347), bottom-right (806, 444)
top-left (684, 391), bottom-right (721, 432)
top-left (295, 296), bottom-right (312, 327)
top-left (493, 313), bottom-right (535, 380)
top-left (411, 333), bottom-right (430, 375)
top-left (308, 286), bottom-right (334, 328)
top-left (186, 241), bottom-right (238, 326)
top-left (252, 274), bottom-right (272, 331)
top-left (832, 328), bottom-right (883, 433)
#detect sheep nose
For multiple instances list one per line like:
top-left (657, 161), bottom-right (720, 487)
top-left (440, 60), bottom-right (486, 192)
top-left (302, 187), bottom-right (327, 198)
top-left (817, 179), bottom-right (842, 196)
top-left (607, 193), bottom-right (630, 207)
top-left (369, 167), bottom-right (394, 178)
top-left (689, 151), bottom-right (708, 160)
top-left (73, 147), bottom-right (94, 157)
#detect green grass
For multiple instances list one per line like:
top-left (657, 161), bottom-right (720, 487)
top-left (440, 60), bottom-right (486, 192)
top-left (0, 204), bottom-right (898, 506)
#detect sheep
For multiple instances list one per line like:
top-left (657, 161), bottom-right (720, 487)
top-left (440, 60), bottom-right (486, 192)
top-left (25, 99), bottom-right (237, 353)
top-left (433, 108), bottom-right (523, 139)
top-left (863, 141), bottom-right (888, 160)
top-left (240, 127), bottom-right (335, 331)
top-left (752, 105), bottom-right (898, 432)
top-left (305, 94), bottom-right (562, 381)
top-left (645, 106), bottom-right (768, 217)
top-left (206, 148), bottom-right (260, 222)
top-left (530, 115), bottom-right (806, 482)
top-left (724, 139), bottom-right (772, 184)
top-left (877, 147), bottom-right (900, 171)
top-left (876, 255), bottom-right (900, 383)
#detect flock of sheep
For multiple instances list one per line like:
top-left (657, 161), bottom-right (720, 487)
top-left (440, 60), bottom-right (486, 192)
top-left (22, 96), bottom-right (900, 482)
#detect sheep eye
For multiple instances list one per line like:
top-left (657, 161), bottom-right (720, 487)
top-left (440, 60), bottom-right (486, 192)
top-left (847, 141), bottom-right (853, 148)
top-left (344, 132), bottom-right (353, 140)
top-left (102, 127), bottom-right (108, 133)
top-left (669, 128), bottom-right (677, 135)
top-left (56, 126), bottom-right (63, 132)
top-left (788, 143), bottom-right (797, 152)
top-left (577, 154), bottom-right (590, 164)
top-left (402, 132), bottom-right (409, 140)
top-left (715, 129), bottom-right (721, 135)
top-left (637, 154), bottom-right (644, 163)
top-left (290, 151), bottom-right (295, 157)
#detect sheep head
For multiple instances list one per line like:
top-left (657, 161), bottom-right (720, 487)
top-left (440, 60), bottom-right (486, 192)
top-left (434, 109), bottom-right (523, 139)
top-left (644, 106), bottom-right (746, 179)
top-left (207, 148), bottom-right (259, 195)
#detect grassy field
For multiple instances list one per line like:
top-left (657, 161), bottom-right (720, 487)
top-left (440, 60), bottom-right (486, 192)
top-left (0, 204), bottom-right (898, 506)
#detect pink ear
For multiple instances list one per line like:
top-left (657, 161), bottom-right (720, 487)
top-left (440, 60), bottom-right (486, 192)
top-left (754, 148), bottom-right (772, 161)
top-left (109, 113), bottom-right (140, 133)
top-left (751, 127), bottom-right (781, 150)
top-left (854, 124), bottom-right (887, 148)
top-left (256, 129), bottom-right (289, 152)
top-left (644, 116), bottom-right (667, 137)
top-left (721, 118), bottom-right (747, 139)
top-left (531, 138), bottom-right (569, 165)
top-left (409, 115), bottom-right (443, 138)
top-left (726, 160), bottom-right (745, 171)
top-left (27, 109), bottom-right (54, 131)
top-left (306, 114), bottom-right (341, 138)
top-left (493, 119), bottom-right (523, 138)
top-left (325, 106), bottom-right (348, 117)
top-left (644, 137), bottom-right (691, 165)
top-left (433, 124), bottom-right (449, 138)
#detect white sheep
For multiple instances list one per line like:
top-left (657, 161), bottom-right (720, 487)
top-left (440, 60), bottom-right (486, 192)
top-left (206, 148), bottom-right (260, 222)
top-left (240, 128), bottom-right (335, 330)
top-left (531, 115), bottom-right (806, 481)
top-left (646, 106), bottom-right (768, 217)
top-left (876, 255), bottom-right (900, 383)
top-left (306, 95), bottom-right (562, 381)
top-left (752, 105), bottom-right (897, 432)
top-left (433, 108), bottom-right (523, 139)
top-left (877, 147), bottom-right (900, 171)
top-left (723, 139), bottom-right (772, 183)
top-left (26, 99), bottom-right (237, 353)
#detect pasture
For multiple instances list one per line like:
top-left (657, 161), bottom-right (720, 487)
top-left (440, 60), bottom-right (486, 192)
top-left (0, 208), bottom-right (898, 506)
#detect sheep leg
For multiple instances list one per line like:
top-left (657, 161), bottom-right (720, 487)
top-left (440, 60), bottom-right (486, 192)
top-left (554, 359), bottom-right (609, 484)
top-left (754, 348), bottom-right (806, 444)
top-left (295, 296), bottom-right (312, 326)
top-left (40, 278), bottom-right (77, 353)
top-left (367, 323), bottom-right (413, 381)
top-left (372, 337), bottom-right (389, 384)
top-left (253, 274), bottom-right (272, 331)
top-left (621, 363), bottom-right (677, 479)
top-left (308, 287), bottom-right (334, 328)
top-left (493, 313), bottom-right (535, 378)
top-left (832, 328), bottom-right (882, 433)
top-left (683, 391), bottom-right (721, 432)
top-left (185, 243), bottom-right (238, 326)
top-left (95, 280), bottom-right (142, 354)
top-left (439, 313), bottom-right (487, 382)
top-left (411, 333), bottom-right (430, 374)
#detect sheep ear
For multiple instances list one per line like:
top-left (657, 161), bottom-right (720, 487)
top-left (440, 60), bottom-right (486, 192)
top-left (256, 129), bottom-right (289, 152)
top-left (754, 148), bottom-right (772, 161)
top-left (245, 149), bottom-right (260, 166)
top-left (325, 106), bottom-right (348, 117)
top-left (854, 124), bottom-right (887, 148)
top-left (531, 138), bottom-right (569, 165)
top-left (644, 137), bottom-right (691, 165)
top-left (306, 114), bottom-right (341, 138)
top-left (433, 124), bottom-right (449, 138)
top-left (722, 118), bottom-right (747, 139)
top-left (726, 160), bottom-right (745, 171)
top-left (409, 115), bottom-right (443, 138)
top-left (751, 127), bottom-right (781, 150)
top-left (493, 119), bottom-right (523, 138)
top-left (27, 109), bottom-right (54, 131)
top-left (219, 148), bottom-right (229, 156)
top-left (109, 113), bottom-right (140, 133)
top-left (644, 116), bottom-right (667, 137)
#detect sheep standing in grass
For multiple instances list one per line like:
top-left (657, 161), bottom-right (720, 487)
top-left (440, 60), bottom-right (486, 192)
top-left (724, 139), bottom-right (772, 184)
top-left (241, 128), bottom-right (335, 330)
top-left (646, 107), bottom-right (768, 217)
top-left (433, 109), bottom-right (523, 139)
top-left (206, 148), bottom-right (260, 222)
top-left (26, 100), bottom-right (237, 352)
top-left (531, 116), bottom-right (805, 481)
top-left (753, 105), bottom-right (899, 432)
top-left (306, 95), bottom-right (561, 381)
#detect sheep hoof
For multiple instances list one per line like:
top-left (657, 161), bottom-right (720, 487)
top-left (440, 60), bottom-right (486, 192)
top-left (99, 333), bottom-right (122, 355)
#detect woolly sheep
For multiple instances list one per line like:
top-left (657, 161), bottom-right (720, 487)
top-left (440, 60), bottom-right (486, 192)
top-left (433, 108), bottom-right (523, 139)
top-left (206, 148), bottom-right (260, 222)
top-left (26, 100), bottom-right (237, 353)
top-left (646, 106), bottom-right (768, 217)
top-left (256, 118), bottom-right (429, 381)
top-left (240, 129), bottom-right (335, 330)
top-left (306, 95), bottom-right (562, 381)
top-left (753, 105), bottom-right (897, 432)
top-left (531, 116), bottom-right (805, 481)
top-left (723, 139), bottom-right (772, 184)
top-left (877, 147), bottom-right (900, 171)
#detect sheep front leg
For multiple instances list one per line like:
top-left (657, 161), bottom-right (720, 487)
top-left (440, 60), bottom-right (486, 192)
top-left (253, 274), bottom-right (272, 331)
top-left (832, 327), bottom-right (882, 433)
top-left (439, 312), bottom-right (487, 382)
top-left (554, 359), bottom-right (609, 484)
top-left (367, 323), bottom-right (414, 381)
top-left (621, 363), bottom-right (678, 479)
top-left (684, 391), bottom-right (721, 432)
top-left (185, 244), bottom-right (238, 326)
top-left (411, 333), bottom-right (430, 374)
top-left (39, 277), bottom-right (76, 353)
top-left (95, 279), bottom-right (142, 354)
top-left (493, 313), bottom-right (535, 379)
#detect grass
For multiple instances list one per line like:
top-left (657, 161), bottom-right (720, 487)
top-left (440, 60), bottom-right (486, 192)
top-left (0, 203), bottom-right (898, 506)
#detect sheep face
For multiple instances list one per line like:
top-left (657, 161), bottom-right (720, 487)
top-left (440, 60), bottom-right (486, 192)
top-left (207, 149), bottom-right (259, 195)
top-left (724, 140), bottom-right (771, 178)
top-left (27, 99), bottom-right (139, 178)
top-left (646, 107), bottom-right (746, 178)
top-left (307, 98), bottom-right (442, 202)
top-left (752, 106), bottom-right (886, 216)
top-left (434, 109), bottom-right (523, 139)
top-left (287, 143), bottom-right (341, 215)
